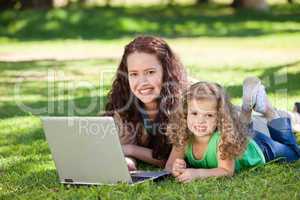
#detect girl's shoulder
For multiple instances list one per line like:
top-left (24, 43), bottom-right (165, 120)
top-left (211, 131), bottom-right (221, 142)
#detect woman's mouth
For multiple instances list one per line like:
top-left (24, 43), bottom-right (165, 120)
top-left (138, 88), bottom-right (154, 95)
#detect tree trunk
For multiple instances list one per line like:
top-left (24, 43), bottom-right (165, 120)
top-left (20, 0), bottom-right (53, 9)
top-left (196, 0), bottom-right (209, 4)
top-left (105, 0), bottom-right (112, 7)
top-left (167, 0), bottom-right (175, 5)
top-left (0, 0), bottom-right (17, 10)
top-left (0, 0), bottom-right (55, 9)
top-left (231, 0), bottom-right (242, 8)
top-left (231, 0), bottom-right (268, 10)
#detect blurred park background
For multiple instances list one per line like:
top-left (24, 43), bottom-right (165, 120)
top-left (1, 0), bottom-right (300, 199)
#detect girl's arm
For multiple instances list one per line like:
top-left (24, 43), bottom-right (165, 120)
top-left (123, 144), bottom-right (166, 168)
top-left (176, 158), bottom-right (235, 183)
top-left (165, 146), bottom-right (185, 172)
top-left (176, 149), bottom-right (235, 183)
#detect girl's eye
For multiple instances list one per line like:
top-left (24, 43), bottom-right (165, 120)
top-left (206, 114), bottom-right (215, 118)
top-left (191, 112), bottom-right (197, 116)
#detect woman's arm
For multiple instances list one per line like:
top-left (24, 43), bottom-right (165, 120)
top-left (123, 144), bottom-right (166, 168)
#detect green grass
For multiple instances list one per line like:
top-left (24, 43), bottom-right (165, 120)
top-left (1, 2), bottom-right (300, 200)
top-left (0, 3), bottom-right (300, 41)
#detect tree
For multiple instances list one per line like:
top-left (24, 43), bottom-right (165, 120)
top-left (0, 0), bottom-right (54, 10)
top-left (196, 0), bottom-right (209, 4)
top-left (21, 0), bottom-right (53, 9)
top-left (231, 0), bottom-right (268, 10)
top-left (105, 0), bottom-right (112, 7)
top-left (0, 0), bottom-right (17, 9)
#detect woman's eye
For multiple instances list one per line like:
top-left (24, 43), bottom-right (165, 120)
top-left (147, 70), bottom-right (155, 75)
top-left (129, 73), bottom-right (137, 77)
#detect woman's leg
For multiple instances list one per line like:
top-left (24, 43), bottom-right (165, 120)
top-left (240, 76), bottom-right (277, 136)
top-left (253, 117), bottom-right (300, 163)
top-left (276, 109), bottom-right (300, 133)
top-left (236, 106), bottom-right (300, 135)
top-left (253, 127), bottom-right (300, 163)
top-left (241, 77), bottom-right (300, 133)
top-left (267, 117), bottom-right (300, 159)
top-left (241, 77), bottom-right (300, 162)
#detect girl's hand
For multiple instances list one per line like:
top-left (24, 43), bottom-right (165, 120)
top-left (172, 158), bottom-right (186, 177)
top-left (176, 168), bottom-right (199, 183)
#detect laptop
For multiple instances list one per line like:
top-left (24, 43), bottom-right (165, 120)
top-left (41, 116), bottom-right (170, 185)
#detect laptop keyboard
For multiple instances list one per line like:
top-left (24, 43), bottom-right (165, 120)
top-left (130, 171), bottom-right (171, 183)
top-left (131, 176), bottom-right (151, 183)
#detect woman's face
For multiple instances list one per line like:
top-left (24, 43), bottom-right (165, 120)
top-left (127, 52), bottom-right (163, 106)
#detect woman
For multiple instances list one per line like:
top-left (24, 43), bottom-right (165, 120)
top-left (104, 36), bottom-right (187, 170)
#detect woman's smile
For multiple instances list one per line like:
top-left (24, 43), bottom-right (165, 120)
top-left (138, 86), bottom-right (154, 96)
top-left (127, 52), bottom-right (163, 105)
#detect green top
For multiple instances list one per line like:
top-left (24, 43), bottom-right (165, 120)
top-left (185, 132), bottom-right (266, 172)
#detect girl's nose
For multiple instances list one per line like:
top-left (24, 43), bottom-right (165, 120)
top-left (198, 116), bottom-right (206, 124)
top-left (198, 117), bottom-right (206, 124)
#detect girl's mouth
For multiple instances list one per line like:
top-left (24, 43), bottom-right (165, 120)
top-left (194, 125), bottom-right (207, 133)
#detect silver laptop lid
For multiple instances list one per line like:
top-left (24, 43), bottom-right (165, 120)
top-left (42, 116), bottom-right (132, 184)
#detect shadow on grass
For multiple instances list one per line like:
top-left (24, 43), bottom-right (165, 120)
top-left (0, 95), bottom-right (108, 119)
top-left (0, 58), bottom-right (117, 74)
top-left (225, 60), bottom-right (300, 99)
top-left (0, 60), bottom-right (67, 72)
top-left (0, 60), bottom-right (299, 119)
top-left (0, 3), bottom-right (300, 41)
top-left (0, 59), bottom-right (113, 120)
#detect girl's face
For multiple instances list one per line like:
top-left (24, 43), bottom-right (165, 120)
top-left (127, 52), bottom-right (163, 107)
top-left (187, 98), bottom-right (218, 138)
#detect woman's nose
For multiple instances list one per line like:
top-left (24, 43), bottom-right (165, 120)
top-left (138, 74), bottom-right (148, 85)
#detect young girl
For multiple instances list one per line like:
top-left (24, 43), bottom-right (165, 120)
top-left (104, 36), bottom-right (187, 170)
top-left (165, 78), bottom-right (300, 183)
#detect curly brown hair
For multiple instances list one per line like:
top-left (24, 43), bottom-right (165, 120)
top-left (104, 36), bottom-right (187, 160)
top-left (167, 81), bottom-right (249, 160)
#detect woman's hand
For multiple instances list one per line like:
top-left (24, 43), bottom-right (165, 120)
top-left (122, 144), bottom-right (166, 167)
top-left (172, 158), bottom-right (186, 177)
top-left (176, 168), bottom-right (199, 183)
top-left (123, 145), bottom-right (137, 171)
top-left (123, 144), bottom-right (134, 157)
top-left (125, 157), bottom-right (137, 171)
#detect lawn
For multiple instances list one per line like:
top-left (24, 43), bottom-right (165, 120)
top-left (0, 1), bottom-right (300, 200)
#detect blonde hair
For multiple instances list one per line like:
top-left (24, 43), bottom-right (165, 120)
top-left (167, 81), bottom-right (249, 160)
